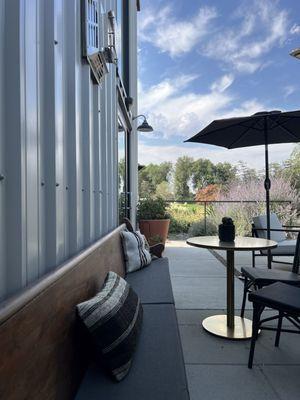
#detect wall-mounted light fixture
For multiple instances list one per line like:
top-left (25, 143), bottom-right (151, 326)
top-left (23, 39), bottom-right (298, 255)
top-left (133, 114), bottom-right (153, 132)
top-left (290, 48), bottom-right (300, 60)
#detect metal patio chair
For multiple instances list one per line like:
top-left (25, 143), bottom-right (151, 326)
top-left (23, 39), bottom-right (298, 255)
top-left (252, 213), bottom-right (300, 268)
top-left (247, 282), bottom-right (300, 368)
top-left (241, 232), bottom-right (300, 318)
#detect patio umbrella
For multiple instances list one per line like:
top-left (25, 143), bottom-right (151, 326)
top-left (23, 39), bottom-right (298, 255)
top-left (185, 110), bottom-right (300, 241)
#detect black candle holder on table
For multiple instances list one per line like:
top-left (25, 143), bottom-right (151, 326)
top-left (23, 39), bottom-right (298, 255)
top-left (218, 217), bottom-right (235, 242)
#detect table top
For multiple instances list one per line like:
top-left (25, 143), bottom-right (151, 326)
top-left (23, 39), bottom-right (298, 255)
top-left (186, 236), bottom-right (277, 251)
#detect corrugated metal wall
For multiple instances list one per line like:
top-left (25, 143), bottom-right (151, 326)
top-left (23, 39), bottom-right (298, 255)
top-left (0, 0), bottom-right (133, 301)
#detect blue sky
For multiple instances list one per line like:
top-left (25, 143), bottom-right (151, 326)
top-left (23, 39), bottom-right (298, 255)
top-left (137, 0), bottom-right (300, 169)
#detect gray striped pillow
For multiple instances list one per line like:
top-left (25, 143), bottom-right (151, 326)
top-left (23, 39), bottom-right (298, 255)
top-left (76, 271), bottom-right (143, 381)
top-left (121, 230), bottom-right (152, 273)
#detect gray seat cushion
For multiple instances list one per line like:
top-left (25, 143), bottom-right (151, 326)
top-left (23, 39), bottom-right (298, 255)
top-left (253, 213), bottom-right (286, 243)
top-left (75, 304), bottom-right (190, 400)
top-left (248, 282), bottom-right (300, 313)
top-left (126, 257), bottom-right (174, 304)
top-left (260, 239), bottom-right (296, 255)
top-left (241, 266), bottom-right (300, 286)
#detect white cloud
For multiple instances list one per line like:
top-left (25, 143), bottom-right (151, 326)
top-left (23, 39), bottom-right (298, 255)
top-left (283, 85), bottom-right (296, 98)
top-left (138, 74), bottom-right (198, 110)
top-left (139, 74), bottom-right (264, 140)
top-left (210, 74), bottom-right (235, 93)
top-left (138, 5), bottom-right (217, 57)
top-left (290, 24), bottom-right (300, 35)
top-left (203, 0), bottom-right (290, 73)
top-left (138, 142), bottom-right (296, 170)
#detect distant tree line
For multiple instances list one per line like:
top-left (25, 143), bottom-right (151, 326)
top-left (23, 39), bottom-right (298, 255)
top-left (136, 144), bottom-right (300, 200)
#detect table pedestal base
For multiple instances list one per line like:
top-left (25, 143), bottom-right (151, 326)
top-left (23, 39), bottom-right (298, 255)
top-left (202, 315), bottom-right (253, 340)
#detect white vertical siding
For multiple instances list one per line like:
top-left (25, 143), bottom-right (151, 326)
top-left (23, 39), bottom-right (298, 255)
top-left (128, 1), bottom-right (138, 227)
top-left (24, 0), bottom-right (40, 282)
top-left (4, 0), bottom-right (27, 296)
top-left (0, 0), bottom-right (6, 301)
top-left (0, 0), bottom-right (137, 300)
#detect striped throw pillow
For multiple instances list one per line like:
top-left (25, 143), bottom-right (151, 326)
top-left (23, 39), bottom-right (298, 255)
top-left (120, 230), bottom-right (152, 273)
top-left (76, 271), bottom-right (143, 381)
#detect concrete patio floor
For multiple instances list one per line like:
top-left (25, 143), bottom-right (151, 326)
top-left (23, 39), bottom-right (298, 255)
top-left (165, 240), bottom-right (300, 400)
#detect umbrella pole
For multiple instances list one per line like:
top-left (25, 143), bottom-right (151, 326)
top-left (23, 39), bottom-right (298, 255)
top-left (264, 117), bottom-right (272, 268)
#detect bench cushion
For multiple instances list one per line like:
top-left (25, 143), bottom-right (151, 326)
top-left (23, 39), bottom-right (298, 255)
top-left (75, 304), bottom-right (189, 400)
top-left (126, 257), bottom-right (174, 304)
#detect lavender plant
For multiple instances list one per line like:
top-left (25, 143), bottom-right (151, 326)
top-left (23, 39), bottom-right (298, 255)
top-left (210, 177), bottom-right (299, 236)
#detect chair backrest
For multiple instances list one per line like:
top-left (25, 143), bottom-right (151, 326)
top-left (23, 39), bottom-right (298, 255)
top-left (0, 225), bottom-right (126, 400)
top-left (253, 213), bottom-right (286, 243)
top-left (292, 232), bottom-right (300, 274)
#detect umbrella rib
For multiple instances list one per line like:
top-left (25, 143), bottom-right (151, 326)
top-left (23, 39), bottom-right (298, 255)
top-left (273, 119), bottom-right (299, 141)
top-left (227, 119), bottom-right (260, 149)
top-left (238, 123), bottom-right (262, 132)
top-left (188, 118), bottom-right (259, 140)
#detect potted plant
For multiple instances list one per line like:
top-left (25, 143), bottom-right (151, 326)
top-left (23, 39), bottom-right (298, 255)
top-left (137, 197), bottom-right (170, 245)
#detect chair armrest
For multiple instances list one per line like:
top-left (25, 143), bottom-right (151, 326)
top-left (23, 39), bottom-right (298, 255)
top-left (253, 228), bottom-right (300, 233)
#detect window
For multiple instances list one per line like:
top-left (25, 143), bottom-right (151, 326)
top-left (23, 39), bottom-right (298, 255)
top-left (82, 0), bottom-right (99, 56)
top-left (81, 0), bottom-right (108, 84)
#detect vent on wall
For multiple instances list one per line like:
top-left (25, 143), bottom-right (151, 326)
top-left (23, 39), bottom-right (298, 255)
top-left (82, 0), bottom-right (108, 84)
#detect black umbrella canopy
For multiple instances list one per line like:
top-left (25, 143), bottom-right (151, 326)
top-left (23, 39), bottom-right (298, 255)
top-left (185, 110), bottom-right (300, 148)
top-left (185, 109), bottom-right (300, 267)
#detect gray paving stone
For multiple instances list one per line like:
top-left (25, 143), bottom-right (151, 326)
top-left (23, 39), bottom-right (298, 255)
top-left (254, 330), bottom-right (300, 365)
top-left (179, 324), bottom-right (251, 364)
top-left (165, 241), bottom-right (299, 399)
top-left (186, 365), bottom-right (279, 400)
top-left (261, 366), bottom-right (300, 400)
top-left (177, 309), bottom-right (226, 325)
top-left (172, 276), bottom-right (246, 309)
top-left (176, 309), bottom-right (293, 327)
top-left (170, 258), bottom-right (226, 278)
top-left (165, 249), bottom-right (216, 263)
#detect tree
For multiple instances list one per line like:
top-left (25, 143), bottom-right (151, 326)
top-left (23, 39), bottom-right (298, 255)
top-left (269, 162), bottom-right (284, 178)
top-left (214, 162), bottom-right (237, 185)
top-left (237, 161), bottom-right (259, 182)
top-left (192, 159), bottom-right (215, 190)
top-left (284, 145), bottom-right (300, 191)
top-left (118, 158), bottom-right (125, 192)
top-left (155, 181), bottom-right (174, 200)
top-left (195, 184), bottom-right (220, 201)
top-left (138, 162), bottom-right (173, 198)
top-left (145, 162), bottom-right (173, 188)
top-left (174, 156), bottom-right (194, 200)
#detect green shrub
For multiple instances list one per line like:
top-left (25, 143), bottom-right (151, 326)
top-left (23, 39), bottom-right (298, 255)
top-left (167, 202), bottom-right (205, 233)
top-left (188, 219), bottom-right (217, 236)
top-left (137, 197), bottom-right (169, 220)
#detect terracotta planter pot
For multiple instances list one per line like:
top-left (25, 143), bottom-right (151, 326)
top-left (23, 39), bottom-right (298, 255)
top-left (139, 219), bottom-right (170, 246)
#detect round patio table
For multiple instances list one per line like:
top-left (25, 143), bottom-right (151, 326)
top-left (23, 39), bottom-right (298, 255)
top-left (186, 236), bottom-right (277, 339)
